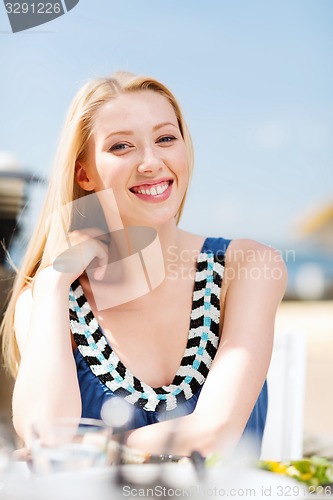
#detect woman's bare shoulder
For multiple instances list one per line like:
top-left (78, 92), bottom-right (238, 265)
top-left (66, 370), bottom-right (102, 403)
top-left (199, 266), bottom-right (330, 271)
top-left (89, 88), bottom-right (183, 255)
top-left (223, 238), bottom-right (287, 294)
top-left (14, 285), bottom-right (33, 354)
top-left (225, 238), bottom-right (284, 265)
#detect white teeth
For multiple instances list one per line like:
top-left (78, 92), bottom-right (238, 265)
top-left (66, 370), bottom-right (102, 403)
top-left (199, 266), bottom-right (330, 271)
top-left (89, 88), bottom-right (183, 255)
top-left (134, 181), bottom-right (169, 196)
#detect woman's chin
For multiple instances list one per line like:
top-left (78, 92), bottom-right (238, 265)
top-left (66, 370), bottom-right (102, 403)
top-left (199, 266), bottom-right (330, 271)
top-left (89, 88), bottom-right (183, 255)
top-left (122, 208), bottom-right (179, 229)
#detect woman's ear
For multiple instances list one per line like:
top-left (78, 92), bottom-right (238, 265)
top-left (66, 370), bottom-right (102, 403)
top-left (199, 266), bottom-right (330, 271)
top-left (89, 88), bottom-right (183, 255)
top-left (75, 161), bottom-right (96, 191)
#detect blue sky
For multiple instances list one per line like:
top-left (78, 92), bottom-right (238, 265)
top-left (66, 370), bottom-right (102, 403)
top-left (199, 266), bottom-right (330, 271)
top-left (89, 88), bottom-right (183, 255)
top-left (0, 0), bottom-right (332, 250)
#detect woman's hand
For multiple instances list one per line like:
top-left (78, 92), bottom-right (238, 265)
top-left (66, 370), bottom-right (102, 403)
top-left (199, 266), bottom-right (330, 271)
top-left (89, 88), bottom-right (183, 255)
top-left (46, 227), bottom-right (109, 284)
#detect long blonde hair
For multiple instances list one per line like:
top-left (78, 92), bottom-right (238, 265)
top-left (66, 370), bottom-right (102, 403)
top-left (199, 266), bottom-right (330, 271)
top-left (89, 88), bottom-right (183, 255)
top-left (0, 71), bottom-right (194, 379)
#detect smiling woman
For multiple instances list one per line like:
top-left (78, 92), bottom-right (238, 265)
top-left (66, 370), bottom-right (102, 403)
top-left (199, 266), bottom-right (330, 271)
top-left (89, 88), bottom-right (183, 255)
top-left (75, 90), bottom-right (189, 227)
top-left (0, 71), bottom-right (287, 459)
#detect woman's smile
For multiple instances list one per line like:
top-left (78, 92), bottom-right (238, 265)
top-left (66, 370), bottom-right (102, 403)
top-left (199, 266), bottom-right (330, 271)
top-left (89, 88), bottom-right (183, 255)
top-left (129, 179), bottom-right (173, 202)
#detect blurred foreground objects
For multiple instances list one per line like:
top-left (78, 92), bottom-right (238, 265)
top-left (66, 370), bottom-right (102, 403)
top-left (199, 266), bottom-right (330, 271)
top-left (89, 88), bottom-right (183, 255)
top-left (260, 456), bottom-right (333, 488)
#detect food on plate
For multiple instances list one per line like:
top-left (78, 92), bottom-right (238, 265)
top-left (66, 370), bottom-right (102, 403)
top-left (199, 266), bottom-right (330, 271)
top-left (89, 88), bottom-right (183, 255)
top-left (259, 456), bottom-right (333, 487)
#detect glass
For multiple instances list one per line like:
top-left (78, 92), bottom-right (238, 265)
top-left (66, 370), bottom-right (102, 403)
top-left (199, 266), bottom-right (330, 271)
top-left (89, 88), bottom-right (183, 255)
top-left (30, 418), bottom-right (111, 475)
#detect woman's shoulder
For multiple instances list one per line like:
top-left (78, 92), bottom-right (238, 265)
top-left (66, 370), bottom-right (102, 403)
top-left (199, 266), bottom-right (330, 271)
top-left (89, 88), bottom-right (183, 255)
top-left (15, 284), bottom-right (33, 314)
top-left (222, 238), bottom-right (288, 295)
top-left (186, 232), bottom-right (286, 270)
top-left (224, 238), bottom-right (284, 266)
top-left (202, 236), bottom-right (282, 264)
top-left (14, 284), bottom-right (33, 354)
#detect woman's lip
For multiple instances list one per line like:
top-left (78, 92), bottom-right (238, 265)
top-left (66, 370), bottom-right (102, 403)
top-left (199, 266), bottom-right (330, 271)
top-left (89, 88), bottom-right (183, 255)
top-left (129, 180), bottom-right (173, 202)
top-left (129, 178), bottom-right (173, 191)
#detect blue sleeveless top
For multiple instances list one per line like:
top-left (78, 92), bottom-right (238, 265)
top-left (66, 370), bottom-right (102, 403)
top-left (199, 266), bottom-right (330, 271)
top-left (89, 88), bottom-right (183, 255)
top-left (69, 237), bottom-right (268, 453)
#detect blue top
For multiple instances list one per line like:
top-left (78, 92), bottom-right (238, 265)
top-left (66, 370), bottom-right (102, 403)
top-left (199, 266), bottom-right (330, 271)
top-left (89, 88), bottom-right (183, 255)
top-left (69, 237), bottom-right (268, 454)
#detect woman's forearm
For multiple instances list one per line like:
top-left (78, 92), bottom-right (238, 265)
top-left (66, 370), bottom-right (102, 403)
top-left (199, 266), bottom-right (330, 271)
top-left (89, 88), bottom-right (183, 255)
top-left (125, 411), bottom-right (240, 458)
top-left (12, 267), bottom-right (81, 444)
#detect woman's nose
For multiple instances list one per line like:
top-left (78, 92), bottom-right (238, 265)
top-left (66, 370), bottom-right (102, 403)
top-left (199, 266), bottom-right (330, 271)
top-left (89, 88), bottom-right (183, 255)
top-left (137, 147), bottom-right (164, 174)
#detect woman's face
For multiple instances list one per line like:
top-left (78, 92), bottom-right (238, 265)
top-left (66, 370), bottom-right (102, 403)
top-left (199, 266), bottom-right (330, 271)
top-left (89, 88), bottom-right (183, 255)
top-left (77, 90), bottom-right (188, 227)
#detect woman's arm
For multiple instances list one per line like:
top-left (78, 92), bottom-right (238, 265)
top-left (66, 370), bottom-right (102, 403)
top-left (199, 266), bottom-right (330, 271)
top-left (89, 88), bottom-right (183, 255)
top-left (12, 267), bottom-right (82, 444)
top-left (125, 239), bottom-right (287, 457)
top-left (12, 230), bottom-right (109, 444)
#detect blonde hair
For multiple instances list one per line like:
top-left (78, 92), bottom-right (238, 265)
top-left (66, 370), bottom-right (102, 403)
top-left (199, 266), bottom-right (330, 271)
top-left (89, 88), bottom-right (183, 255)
top-left (0, 71), bottom-right (194, 379)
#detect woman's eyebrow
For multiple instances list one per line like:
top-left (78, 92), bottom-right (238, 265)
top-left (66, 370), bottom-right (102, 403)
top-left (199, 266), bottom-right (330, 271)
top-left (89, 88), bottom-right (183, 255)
top-left (153, 121), bottom-right (178, 131)
top-left (103, 122), bottom-right (178, 141)
top-left (103, 129), bottom-right (134, 141)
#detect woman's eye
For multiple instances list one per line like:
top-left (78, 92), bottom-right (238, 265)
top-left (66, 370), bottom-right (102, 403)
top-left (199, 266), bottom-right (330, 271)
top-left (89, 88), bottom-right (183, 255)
top-left (157, 136), bottom-right (177, 144)
top-left (109, 143), bottom-right (130, 152)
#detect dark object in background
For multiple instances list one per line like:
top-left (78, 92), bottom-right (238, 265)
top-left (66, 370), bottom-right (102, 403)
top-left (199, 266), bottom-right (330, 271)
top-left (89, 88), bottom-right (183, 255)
top-left (0, 169), bottom-right (43, 264)
top-left (0, 171), bottom-right (24, 265)
top-left (0, 266), bottom-right (15, 441)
